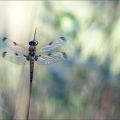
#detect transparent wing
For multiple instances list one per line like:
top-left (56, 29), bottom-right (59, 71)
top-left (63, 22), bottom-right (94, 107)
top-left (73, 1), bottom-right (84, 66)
top-left (1, 37), bottom-right (28, 52)
top-left (36, 37), bottom-right (67, 53)
top-left (35, 52), bottom-right (67, 65)
top-left (0, 50), bottom-right (29, 65)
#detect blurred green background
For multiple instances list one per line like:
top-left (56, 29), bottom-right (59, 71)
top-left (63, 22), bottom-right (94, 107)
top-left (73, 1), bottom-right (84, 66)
top-left (0, 1), bottom-right (120, 119)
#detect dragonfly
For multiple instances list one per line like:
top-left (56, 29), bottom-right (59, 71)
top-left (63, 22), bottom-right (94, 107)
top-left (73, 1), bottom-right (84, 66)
top-left (0, 28), bottom-right (67, 83)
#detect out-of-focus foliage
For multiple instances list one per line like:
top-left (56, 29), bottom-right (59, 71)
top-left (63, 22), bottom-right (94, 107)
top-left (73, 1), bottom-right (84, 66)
top-left (0, 1), bottom-right (120, 119)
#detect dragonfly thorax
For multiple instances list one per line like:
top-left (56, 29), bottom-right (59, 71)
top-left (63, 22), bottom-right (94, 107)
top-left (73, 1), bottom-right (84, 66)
top-left (29, 46), bottom-right (35, 56)
top-left (26, 56), bottom-right (37, 61)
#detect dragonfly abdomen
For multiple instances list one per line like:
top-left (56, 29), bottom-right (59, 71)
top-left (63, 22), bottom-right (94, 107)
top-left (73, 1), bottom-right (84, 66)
top-left (30, 71), bottom-right (33, 83)
top-left (30, 60), bottom-right (34, 83)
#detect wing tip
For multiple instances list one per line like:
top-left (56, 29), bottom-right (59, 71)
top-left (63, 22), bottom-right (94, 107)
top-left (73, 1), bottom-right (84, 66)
top-left (62, 52), bottom-right (67, 59)
top-left (2, 51), bottom-right (7, 58)
top-left (2, 37), bottom-right (7, 42)
top-left (60, 37), bottom-right (66, 42)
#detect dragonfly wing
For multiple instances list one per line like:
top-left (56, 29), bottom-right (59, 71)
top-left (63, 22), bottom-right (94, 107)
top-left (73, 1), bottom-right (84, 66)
top-left (1, 37), bottom-right (28, 52)
top-left (37, 37), bottom-right (67, 53)
top-left (35, 52), bottom-right (67, 65)
top-left (0, 50), bottom-right (29, 65)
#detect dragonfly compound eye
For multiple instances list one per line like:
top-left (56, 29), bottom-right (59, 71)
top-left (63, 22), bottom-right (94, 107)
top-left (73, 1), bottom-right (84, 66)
top-left (29, 41), bottom-right (34, 45)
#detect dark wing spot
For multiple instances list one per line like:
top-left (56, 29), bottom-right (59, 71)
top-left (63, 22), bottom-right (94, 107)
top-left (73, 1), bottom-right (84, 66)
top-left (15, 53), bottom-right (18, 56)
top-left (2, 51), bottom-right (7, 58)
top-left (35, 55), bottom-right (41, 61)
top-left (24, 55), bottom-right (30, 61)
top-left (35, 56), bottom-right (38, 61)
top-left (49, 41), bottom-right (53, 45)
top-left (48, 53), bottom-right (51, 56)
top-left (2, 37), bottom-right (7, 42)
top-left (13, 42), bottom-right (17, 46)
top-left (62, 52), bottom-right (67, 59)
top-left (60, 37), bottom-right (66, 42)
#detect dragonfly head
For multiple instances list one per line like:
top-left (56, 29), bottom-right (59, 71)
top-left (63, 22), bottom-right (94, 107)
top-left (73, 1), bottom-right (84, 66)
top-left (29, 27), bottom-right (38, 46)
top-left (29, 40), bottom-right (38, 46)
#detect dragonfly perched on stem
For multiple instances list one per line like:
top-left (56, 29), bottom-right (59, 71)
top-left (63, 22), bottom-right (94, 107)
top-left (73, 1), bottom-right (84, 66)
top-left (0, 28), bottom-right (67, 83)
